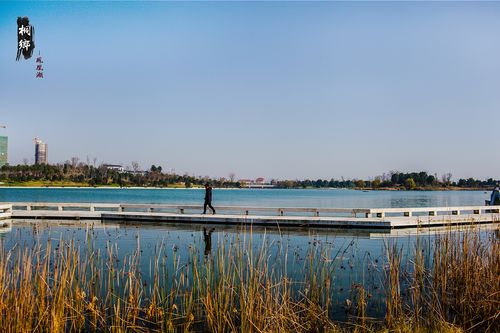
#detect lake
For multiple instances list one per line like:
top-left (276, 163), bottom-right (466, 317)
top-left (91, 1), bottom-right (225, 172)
top-left (0, 187), bottom-right (491, 208)
top-left (0, 188), bottom-right (497, 328)
top-left (3, 219), bottom-right (488, 323)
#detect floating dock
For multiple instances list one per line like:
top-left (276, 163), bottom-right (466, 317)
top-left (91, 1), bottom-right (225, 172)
top-left (1, 202), bottom-right (499, 229)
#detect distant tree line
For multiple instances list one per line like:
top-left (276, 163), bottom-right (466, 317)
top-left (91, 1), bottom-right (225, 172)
top-left (0, 163), bottom-right (241, 188)
top-left (0, 164), bottom-right (498, 190)
top-left (271, 171), bottom-right (499, 190)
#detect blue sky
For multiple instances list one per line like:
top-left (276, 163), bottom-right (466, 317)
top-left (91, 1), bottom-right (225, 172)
top-left (1, 1), bottom-right (500, 180)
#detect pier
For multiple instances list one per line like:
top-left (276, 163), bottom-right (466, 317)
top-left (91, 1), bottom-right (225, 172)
top-left (0, 202), bottom-right (499, 229)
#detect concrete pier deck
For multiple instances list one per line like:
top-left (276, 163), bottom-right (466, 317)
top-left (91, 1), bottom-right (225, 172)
top-left (1, 202), bottom-right (499, 229)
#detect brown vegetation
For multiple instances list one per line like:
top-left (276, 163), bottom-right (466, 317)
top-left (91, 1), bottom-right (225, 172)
top-left (0, 225), bottom-right (497, 332)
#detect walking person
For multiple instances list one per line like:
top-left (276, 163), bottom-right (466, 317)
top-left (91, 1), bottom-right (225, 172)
top-left (203, 183), bottom-right (216, 214)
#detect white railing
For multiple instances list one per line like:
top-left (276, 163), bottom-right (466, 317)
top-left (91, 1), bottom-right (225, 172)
top-left (7, 202), bottom-right (372, 217)
top-left (369, 205), bottom-right (500, 218)
top-left (4, 202), bottom-right (500, 219)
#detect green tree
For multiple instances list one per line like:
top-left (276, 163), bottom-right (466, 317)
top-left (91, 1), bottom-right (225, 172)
top-left (355, 179), bottom-right (365, 188)
top-left (405, 178), bottom-right (417, 190)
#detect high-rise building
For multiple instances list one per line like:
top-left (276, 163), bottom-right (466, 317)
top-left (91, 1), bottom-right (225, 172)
top-left (34, 138), bottom-right (48, 164)
top-left (0, 136), bottom-right (7, 167)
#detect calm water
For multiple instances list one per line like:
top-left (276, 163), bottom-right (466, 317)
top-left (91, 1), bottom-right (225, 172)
top-left (2, 220), bottom-right (495, 322)
top-left (0, 188), bottom-right (495, 321)
top-left (0, 220), bottom-right (463, 321)
top-left (0, 187), bottom-right (491, 208)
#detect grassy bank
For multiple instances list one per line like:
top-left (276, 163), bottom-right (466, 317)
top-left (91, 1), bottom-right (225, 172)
top-left (0, 225), bottom-right (497, 332)
top-left (0, 181), bottom-right (197, 188)
top-left (0, 180), bottom-right (97, 187)
top-left (0, 181), bottom-right (491, 191)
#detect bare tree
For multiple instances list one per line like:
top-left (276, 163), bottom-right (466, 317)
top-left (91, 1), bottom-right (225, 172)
top-left (93, 157), bottom-right (97, 167)
top-left (442, 173), bottom-right (452, 186)
top-left (229, 172), bottom-right (236, 182)
top-left (71, 157), bottom-right (79, 168)
top-left (22, 158), bottom-right (29, 165)
top-left (131, 161), bottom-right (140, 172)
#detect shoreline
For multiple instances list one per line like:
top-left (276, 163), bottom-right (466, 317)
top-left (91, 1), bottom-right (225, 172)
top-left (0, 186), bottom-right (489, 191)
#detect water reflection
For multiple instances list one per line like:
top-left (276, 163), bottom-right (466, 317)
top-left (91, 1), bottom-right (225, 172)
top-left (0, 219), bottom-right (12, 239)
top-left (203, 227), bottom-right (215, 256)
top-left (1, 219), bottom-right (497, 321)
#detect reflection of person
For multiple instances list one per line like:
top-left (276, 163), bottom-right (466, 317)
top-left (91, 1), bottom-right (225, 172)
top-left (203, 227), bottom-right (214, 256)
top-left (490, 185), bottom-right (500, 206)
top-left (203, 183), bottom-right (216, 214)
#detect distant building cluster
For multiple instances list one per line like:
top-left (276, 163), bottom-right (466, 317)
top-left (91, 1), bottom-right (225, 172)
top-left (0, 136), bottom-right (7, 168)
top-left (102, 164), bottom-right (146, 175)
top-left (0, 129), bottom-right (148, 174)
top-left (238, 177), bottom-right (274, 188)
top-left (0, 132), bottom-right (49, 167)
top-left (34, 138), bottom-right (48, 164)
top-left (102, 164), bottom-right (124, 172)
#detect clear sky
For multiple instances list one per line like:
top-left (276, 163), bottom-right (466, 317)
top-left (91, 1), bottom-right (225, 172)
top-left (1, 1), bottom-right (500, 180)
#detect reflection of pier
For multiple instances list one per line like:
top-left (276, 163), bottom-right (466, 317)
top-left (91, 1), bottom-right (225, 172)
top-left (0, 218), bottom-right (12, 234)
top-left (7, 219), bottom-right (498, 240)
top-left (0, 204), bottom-right (11, 220)
top-left (1, 202), bottom-right (499, 229)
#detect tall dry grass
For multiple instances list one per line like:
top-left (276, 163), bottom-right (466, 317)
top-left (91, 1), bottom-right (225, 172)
top-left (384, 224), bottom-right (500, 332)
top-left (0, 224), bottom-right (497, 332)
top-left (0, 230), bottom-right (343, 333)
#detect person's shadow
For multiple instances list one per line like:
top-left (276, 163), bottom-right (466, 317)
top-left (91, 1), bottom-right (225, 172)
top-left (203, 227), bottom-right (215, 256)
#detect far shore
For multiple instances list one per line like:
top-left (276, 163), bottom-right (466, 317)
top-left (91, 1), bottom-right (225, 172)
top-left (0, 185), bottom-right (490, 191)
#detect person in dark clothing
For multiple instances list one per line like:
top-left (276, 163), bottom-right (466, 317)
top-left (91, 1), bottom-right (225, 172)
top-left (203, 183), bottom-right (216, 214)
